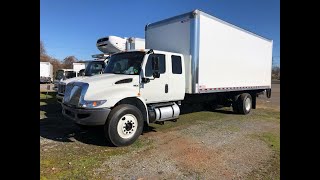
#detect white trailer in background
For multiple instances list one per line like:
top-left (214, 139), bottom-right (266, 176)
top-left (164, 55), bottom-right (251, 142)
top-left (73, 62), bottom-right (86, 76)
top-left (61, 10), bottom-right (272, 146)
top-left (40, 62), bottom-right (53, 83)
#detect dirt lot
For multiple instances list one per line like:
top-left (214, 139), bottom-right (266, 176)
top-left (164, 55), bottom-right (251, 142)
top-left (40, 84), bottom-right (280, 180)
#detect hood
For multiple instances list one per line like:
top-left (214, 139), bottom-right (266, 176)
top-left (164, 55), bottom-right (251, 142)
top-left (80, 73), bottom-right (137, 86)
top-left (79, 73), bottom-right (139, 101)
top-left (61, 76), bottom-right (89, 84)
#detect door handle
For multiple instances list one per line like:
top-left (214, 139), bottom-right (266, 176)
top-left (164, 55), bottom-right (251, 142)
top-left (165, 84), bottom-right (168, 93)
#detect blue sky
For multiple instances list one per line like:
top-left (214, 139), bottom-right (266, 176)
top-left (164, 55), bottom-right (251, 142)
top-left (40, 0), bottom-right (280, 65)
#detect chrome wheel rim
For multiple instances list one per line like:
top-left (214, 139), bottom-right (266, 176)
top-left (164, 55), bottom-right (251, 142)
top-left (245, 97), bottom-right (251, 112)
top-left (117, 114), bottom-right (138, 139)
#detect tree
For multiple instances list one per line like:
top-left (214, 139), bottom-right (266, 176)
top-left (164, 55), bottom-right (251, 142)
top-left (62, 56), bottom-right (78, 69)
top-left (50, 58), bottom-right (63, 78)
top-left (40, 40), bottom-right (46, 56)
top-left (272, 66), bottom-right (280, 80)
top-left (40, 40), bottom-right (52, 62)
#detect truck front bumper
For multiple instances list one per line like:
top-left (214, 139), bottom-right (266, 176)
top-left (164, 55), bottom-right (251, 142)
top-left (62, 104), bottom-right (111, 126)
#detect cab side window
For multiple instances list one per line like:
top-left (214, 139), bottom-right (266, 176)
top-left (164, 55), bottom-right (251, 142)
top-left (145, 54), bottom-right (166, 77)
top-left (171, 55), bottom-right (182, 74)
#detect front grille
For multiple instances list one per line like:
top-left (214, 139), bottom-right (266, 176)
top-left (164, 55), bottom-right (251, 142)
top-left (63, 82), bottom-right (88, 107)
top-left (58, 84), bottom-right (66, 94)
top-left (64, 84), bottom-right (82, 106)
top-left (69, 86), bottom-right (82, 106)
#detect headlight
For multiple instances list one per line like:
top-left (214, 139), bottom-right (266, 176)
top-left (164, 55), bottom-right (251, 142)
top-left (80, 100), bottom-right (107, 108)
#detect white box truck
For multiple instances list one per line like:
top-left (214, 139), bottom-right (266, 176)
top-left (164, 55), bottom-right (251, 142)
top-left (73, 62), bottom-right (86, 76)
top-left (61, 10), bottom-right (272, 146)
top-left (40, 62), bottom-right (53, 83)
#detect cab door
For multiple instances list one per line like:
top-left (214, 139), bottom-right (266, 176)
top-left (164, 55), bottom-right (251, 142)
top-left (139, 53), bottom-right (170, 103)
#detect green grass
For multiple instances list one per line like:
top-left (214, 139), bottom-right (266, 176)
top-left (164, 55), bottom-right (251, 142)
top-left (40, 141), bottom-right (155, 179)
top-left (247, 132), bottom-right (280, 180)
top-left (40, 92), bottom-right (57, 104)
top-left (40, 143), bottom-right (129, 179)
top-left (40, 93), bottom-right (53, 100)
top-left (259, 132), bottom-right (280, 152)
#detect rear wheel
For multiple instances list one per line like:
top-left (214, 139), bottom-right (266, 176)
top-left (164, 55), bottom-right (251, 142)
top-left (104, 104), bottom-right (143, 146)
top-left (237, 93), bottom-right (252, 114)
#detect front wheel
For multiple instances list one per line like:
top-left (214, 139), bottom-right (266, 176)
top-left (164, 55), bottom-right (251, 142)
top-left (104, 104), bottom-right (144, 146)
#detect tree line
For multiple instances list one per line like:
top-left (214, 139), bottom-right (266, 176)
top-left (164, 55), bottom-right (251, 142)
top-left (40, 40), bottom-right (84, 76)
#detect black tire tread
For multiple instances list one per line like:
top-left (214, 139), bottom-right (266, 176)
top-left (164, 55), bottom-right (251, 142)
top-left (238, 93), bottom-right (252, 115)
top-left (104, 104), bottom-right (143, 147)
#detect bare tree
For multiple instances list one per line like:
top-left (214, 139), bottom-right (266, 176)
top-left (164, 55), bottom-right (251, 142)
top-left (272, 66), bottom-right (280, 80)
top-left (40, 54), bottom-right (51, 62)
top-left (62, 56), bottom-right (78, 69)
top-left (50, 58), bottom-right (63, 78)
top-left (40, 40), bottom-right (52, 62)
top-left (40, 40), bottom-right (46, 56)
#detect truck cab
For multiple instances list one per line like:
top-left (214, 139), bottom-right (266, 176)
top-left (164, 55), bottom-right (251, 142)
top-left (62, 49), bottom-right (185, 146)
top-left (53, 69), bottom-right (77, 88)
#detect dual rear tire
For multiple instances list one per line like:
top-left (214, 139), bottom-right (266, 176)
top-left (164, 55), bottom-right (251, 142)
top-left (232, 93), bottom-right (252, 115)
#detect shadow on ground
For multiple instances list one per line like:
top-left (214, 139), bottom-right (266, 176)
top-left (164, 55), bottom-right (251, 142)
top-left (180, 103), bottom-right (237, 115)
top-left (40, 92), bottom-right (114, 146)
top-left (40, 92), bottom-right (242, 146)
top-left (40, 92), bottom-right (158, 147)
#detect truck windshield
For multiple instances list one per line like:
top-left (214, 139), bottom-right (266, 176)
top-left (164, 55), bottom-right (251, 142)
top-left (84, 61), bottom-right (105, 76)
top-left (65, 71), bottom-right (76, 79)
top-left (55, 70), bottom-right (64, 80)
top-left (104, 52), bottom-right (145, 75)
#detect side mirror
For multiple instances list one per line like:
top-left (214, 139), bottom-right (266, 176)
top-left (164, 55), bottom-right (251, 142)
top-left (153, 71), bottom-right (160, 78)
top-left (151, 57), bottom-right (159, 71)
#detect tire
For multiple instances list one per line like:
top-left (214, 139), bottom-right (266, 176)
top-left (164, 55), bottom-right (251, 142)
top-left (237, 93), bottom-right (252, 115)
top-left (104, 104), bottom-right (144, 146)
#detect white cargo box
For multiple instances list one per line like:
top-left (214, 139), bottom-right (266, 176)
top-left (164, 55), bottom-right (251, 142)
top-left (127, 37), bottom-right (145, 50)
top-left (145, 9), bottom-right (272, 94)
top-left (73, 63), bottom-right (86, 73)
top-left (40, 62), bottom-right (53, 79)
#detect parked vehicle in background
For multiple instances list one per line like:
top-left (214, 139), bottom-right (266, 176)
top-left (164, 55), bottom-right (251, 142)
top-left (53, 69), bottom-right (77, 90)
top-left (73, 62), bottom-right (86, 76)
top-left (56, 59), bottom-right (108, 103)
top-left (40, 62), bottom-right (53, 83)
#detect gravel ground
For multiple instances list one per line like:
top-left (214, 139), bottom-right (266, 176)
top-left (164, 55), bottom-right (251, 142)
top-left (40, 83), bottom-right (280, 179)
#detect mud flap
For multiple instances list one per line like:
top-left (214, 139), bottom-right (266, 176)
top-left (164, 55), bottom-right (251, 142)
top-left (266, 88), bottom-right (272, 98)
top-left (252, 94), bottom-right (256, 109)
